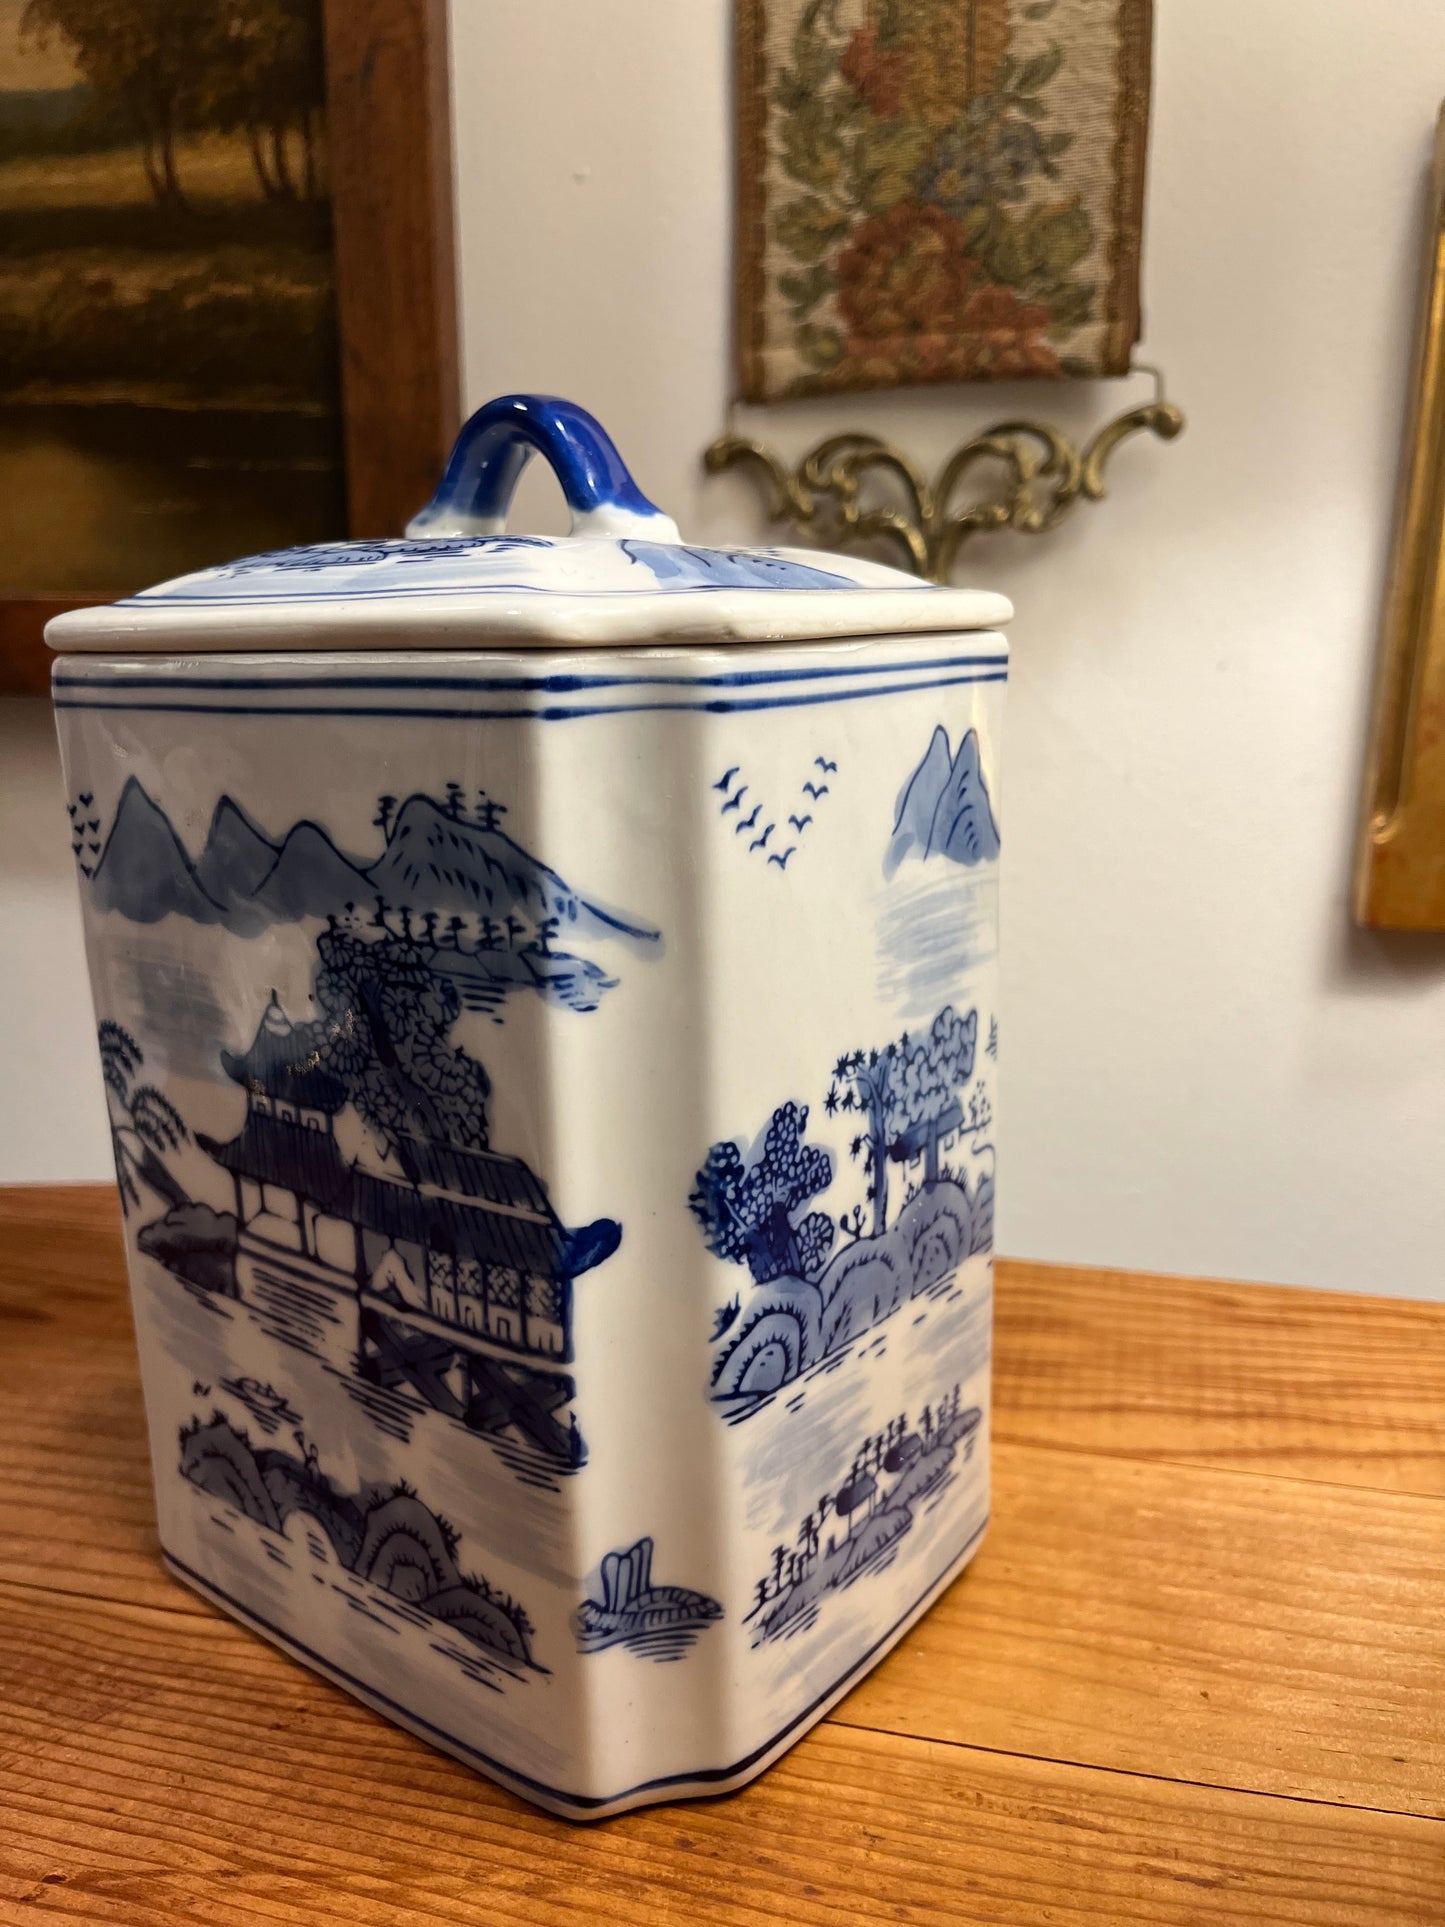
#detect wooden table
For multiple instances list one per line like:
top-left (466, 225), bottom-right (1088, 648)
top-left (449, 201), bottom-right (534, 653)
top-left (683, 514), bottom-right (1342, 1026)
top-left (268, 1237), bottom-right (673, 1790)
top-left (1, 1185), bottom-right (1442, 1924)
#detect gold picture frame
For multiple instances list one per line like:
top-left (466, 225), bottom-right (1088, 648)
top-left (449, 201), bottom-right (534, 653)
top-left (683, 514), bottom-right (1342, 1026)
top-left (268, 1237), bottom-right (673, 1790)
top-left (1355, 105), bottom-right (1445, 928)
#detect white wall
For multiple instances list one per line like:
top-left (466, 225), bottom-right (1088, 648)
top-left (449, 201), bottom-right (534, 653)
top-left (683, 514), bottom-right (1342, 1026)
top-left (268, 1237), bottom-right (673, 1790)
top-left (0, 696), bottom-right (112, 1180)
top-left (5, 0), bottom-right (1445, 1298)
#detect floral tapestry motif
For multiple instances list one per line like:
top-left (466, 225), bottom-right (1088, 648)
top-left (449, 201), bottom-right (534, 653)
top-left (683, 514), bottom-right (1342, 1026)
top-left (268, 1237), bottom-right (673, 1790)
top-left (736, 0), bottom-right (1152, 400)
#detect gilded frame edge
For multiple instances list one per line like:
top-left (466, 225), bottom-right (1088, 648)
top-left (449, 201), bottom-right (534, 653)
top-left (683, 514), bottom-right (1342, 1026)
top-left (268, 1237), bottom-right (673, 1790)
top-left (1355, 105), bottom-right (1445, 929)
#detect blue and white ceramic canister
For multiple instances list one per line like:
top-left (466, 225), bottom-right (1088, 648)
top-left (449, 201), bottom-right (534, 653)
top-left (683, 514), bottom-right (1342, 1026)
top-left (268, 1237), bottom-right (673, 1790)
top-left (49, 395), bottom-right (1009, 1817)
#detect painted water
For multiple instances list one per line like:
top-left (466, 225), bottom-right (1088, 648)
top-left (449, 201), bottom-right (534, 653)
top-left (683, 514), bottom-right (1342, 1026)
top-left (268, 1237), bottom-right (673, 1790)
top-left (873, 867), bottom-right (999, 1024)
top-left (734, 1256), bottom-right (990, 1530)
top-left (140, 1253), bottom-right (580, 1585)
top-left (175, 1479), bottom-right (570, 1781)
top-left (731, 1252), bottom-right (990, 1688)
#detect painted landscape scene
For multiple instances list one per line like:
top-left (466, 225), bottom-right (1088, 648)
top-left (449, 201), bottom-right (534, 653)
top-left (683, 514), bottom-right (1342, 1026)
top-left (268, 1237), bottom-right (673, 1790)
top-left (0, 0), bottom-right (344, 593)
top-left (746, 1385), bottom-right (981, 1644)
top-left (78, 774), bottom-right (661, 1015)
top-left (693, 1002), bottom-right (995, 1414)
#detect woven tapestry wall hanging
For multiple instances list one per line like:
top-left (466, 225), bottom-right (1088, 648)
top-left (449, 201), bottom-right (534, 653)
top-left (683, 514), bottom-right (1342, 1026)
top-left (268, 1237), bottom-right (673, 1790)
top-left (735, 0), bottom-right (1152, 401)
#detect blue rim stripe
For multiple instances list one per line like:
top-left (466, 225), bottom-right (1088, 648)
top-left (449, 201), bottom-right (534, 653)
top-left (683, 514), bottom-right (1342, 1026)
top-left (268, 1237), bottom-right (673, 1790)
top-left (52, 669), bottom-right (1007, 724)
top-left (113, 580), bottom-right (946, 607)
top-left (53, 649), bottom-right (1005, 696)
top-left (161, 1514), bottom-right (987, 1814)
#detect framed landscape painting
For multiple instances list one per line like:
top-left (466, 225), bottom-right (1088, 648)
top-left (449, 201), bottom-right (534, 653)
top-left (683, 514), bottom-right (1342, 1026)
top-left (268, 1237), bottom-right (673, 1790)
top-left (0, 0), bottom-right (457, 693)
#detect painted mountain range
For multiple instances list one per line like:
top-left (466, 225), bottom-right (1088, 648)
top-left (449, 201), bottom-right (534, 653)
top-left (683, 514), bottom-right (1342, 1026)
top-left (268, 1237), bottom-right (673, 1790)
top-left (884, 727), bottom-right (1000, 879)
top-left (89, 778), bottom-right (659, 956)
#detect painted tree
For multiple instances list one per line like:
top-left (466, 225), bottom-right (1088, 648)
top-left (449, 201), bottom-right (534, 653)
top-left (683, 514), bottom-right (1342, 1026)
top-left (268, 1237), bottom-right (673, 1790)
top-left (894, 1005), bottom-right (978, 1183)
top-left (689, 1100), bottom-right (835, 1286)
top-left (835, 1464), bottom-right (877, 1537)
top-left (825, 1004), bottom-right (979, 1233)
top-left (312, 927), bottom-right (491, 1152)
top-left (882, 1413), bottom-right (914, 1473)
top-left (98, 1022), bottom-right (188, 1216)
top-left (837, 1201), bottom-right (867, 1242)
top-left (374, 796), bottom-right (398, 840)
top-left (444, 782), bottom-right (465, 819)
top-left (475, 791), bottom-right (507, 832)
top-left (825, 1041), bottom-right (903, 1236)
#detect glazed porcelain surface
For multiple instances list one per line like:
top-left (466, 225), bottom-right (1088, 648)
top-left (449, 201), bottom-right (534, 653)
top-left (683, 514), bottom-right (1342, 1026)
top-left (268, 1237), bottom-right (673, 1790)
top-left (49, 396), bottom-right (1007, 1817)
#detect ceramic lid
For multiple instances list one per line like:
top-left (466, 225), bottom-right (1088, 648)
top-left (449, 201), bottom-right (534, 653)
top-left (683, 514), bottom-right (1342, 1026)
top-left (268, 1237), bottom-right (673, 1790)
top-left (46, 395), bottom-right (1011, 654)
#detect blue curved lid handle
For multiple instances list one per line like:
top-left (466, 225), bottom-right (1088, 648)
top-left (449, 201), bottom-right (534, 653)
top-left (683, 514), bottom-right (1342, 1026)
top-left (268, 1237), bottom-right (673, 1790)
top-left (406, 394), bottom-right (681, 543)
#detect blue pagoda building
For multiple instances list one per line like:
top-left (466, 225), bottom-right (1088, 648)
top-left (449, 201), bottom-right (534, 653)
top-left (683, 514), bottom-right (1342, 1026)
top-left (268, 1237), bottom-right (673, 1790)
top-left (199, 995), bottom-right (615, 1462)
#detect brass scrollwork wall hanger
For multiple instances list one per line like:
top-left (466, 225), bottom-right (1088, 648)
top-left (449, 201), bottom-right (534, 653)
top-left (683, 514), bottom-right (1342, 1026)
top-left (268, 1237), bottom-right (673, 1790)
top-left (705, 368), bottom-right (1184, 583)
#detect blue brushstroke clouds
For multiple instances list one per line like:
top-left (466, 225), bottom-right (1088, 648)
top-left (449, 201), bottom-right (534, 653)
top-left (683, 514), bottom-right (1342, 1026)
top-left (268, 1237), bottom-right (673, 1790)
top-left (885, 726), bottom-right (1000, 878)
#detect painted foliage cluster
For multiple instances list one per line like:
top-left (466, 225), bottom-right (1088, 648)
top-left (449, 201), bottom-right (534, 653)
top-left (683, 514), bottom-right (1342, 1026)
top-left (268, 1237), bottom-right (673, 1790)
top-left (744, 0), bottom-right (1150, 399)
top-left (694, 1001), bottom-right (994, 1403)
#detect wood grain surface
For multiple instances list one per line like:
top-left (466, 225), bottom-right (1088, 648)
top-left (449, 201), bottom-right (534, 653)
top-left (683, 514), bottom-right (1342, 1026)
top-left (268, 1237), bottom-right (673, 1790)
top-left (0, 1186), bottom-right (1441, 1924)
top-left (993, 1260), bottom-right (1445, 1495)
